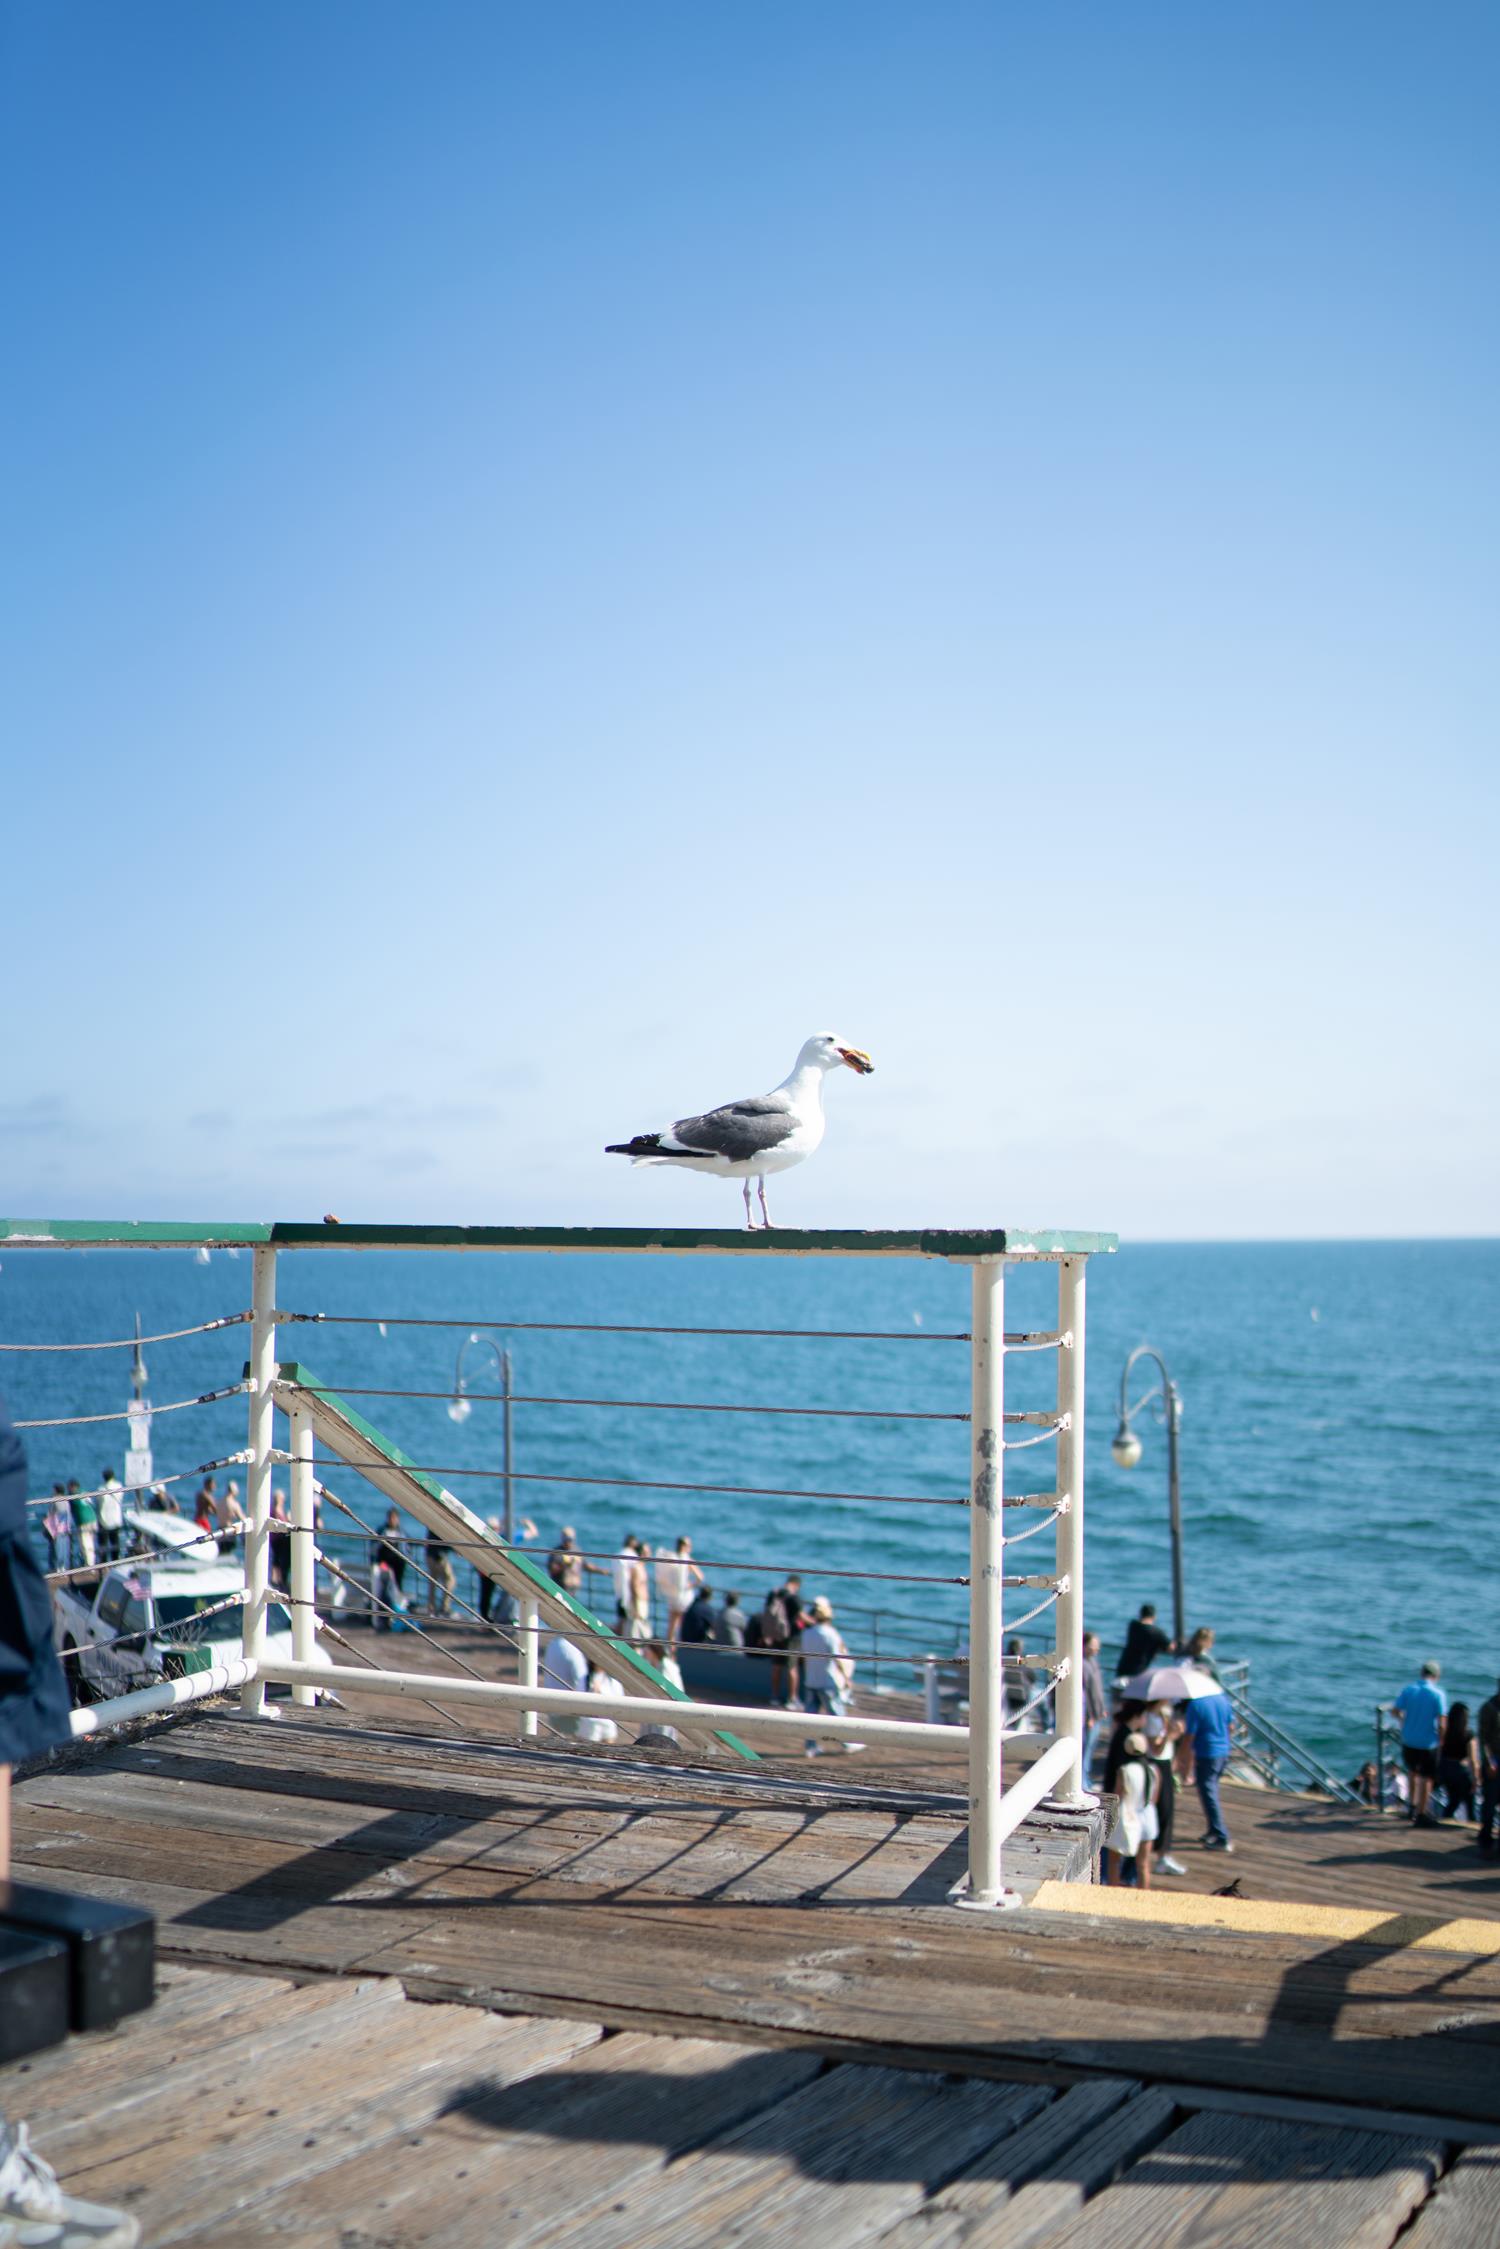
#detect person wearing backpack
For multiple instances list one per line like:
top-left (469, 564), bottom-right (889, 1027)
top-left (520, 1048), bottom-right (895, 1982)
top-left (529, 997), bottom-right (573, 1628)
top-left (759, 1575), bottom-right (802, 1706)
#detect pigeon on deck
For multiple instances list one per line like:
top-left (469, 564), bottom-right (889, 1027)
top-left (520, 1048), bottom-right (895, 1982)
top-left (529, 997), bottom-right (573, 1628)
top-left (606, 1033), bottom-right (873, 1229)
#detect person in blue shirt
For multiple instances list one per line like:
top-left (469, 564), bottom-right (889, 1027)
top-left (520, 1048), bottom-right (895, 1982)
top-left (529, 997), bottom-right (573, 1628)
top-left (1392, 1660), bottom-right (1448, 1827)
top-left (1182, 1684), bottom-right (1236, 1851)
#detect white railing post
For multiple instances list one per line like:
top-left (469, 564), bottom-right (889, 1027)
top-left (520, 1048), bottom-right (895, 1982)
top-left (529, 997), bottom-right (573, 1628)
top-left (520, 1594), bottom-right (540, 1737)
top-left (289, 1399), bottom-right (317, 1708)
top-left (1052, 1254), bottom-right (1095, 1804)
top-left (241, 1244), bottom-right (276, 1716)
top-left (964, 1257), bottom-right (1018, 1908)
top-left (924, 1654), bottom-right (941, 1727)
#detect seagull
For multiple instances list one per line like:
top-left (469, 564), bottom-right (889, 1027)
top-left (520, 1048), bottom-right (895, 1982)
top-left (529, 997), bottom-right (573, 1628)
top-left (606, 1033), bottom-right (874, 1229)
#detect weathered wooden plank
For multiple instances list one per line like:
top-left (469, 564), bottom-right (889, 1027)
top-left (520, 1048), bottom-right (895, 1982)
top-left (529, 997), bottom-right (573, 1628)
top-left (7, 1801), bottom-right (981, 1958)
top-left (118, 1711), bottom-right (974, 1823)
top-left (12, 1754), bottom-right (1076, 1948)
top-left (23, 1737), bottom-right (977, 1862)
top-left (70, 1998), bottom-right (602, 2245)
top-left (0, 1860), bottom-right (447, 1982)
top-left (40, 1980), bottom-right (411, 2165)
top-left (371, 1903), bottom-right (1500, 2125)
top-left (1036, 2110), bottom-right (1443, 2249)
top-left (1, 1974), bottom-right (390, 2135)
top-left (1010, 1907), bottom-right (1500, 2000)
top-left (19, 1761), bottom-right (974, 1904)
top-left (1159, 2082), bottom-right (1500, 2151)
top-left (515, 2064), bottom-right (1053, 2249)
top-left (872, 2080), bottom-right (1143, 2246)
top-left (934, 2089), bottom-right (1182, 2247)
top-left (1399, 2149), bottom-right (1500, 2249)
top-left (184, 2030), bottom-right (827, 2247)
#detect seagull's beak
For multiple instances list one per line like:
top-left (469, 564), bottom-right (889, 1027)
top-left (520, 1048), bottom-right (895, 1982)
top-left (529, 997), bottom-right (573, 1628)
top-left (837, 1045), bottom-right (874, 1075)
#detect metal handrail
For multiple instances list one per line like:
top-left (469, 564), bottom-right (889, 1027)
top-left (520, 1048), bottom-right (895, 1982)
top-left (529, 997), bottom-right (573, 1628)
top-left (14, 1219), bottom-right (1116, 1909)
top-left (1220, 1680), bottom-right (1363, 1806)
top-left (1373, 1702), bottom-right (1406, 1813)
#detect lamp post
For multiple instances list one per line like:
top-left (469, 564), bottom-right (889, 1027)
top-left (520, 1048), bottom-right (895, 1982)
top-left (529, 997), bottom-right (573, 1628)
top-left (1110, 1344), bottom-right (1185, 1652)
top-left (447, 1331), bottom-right (514, 1542)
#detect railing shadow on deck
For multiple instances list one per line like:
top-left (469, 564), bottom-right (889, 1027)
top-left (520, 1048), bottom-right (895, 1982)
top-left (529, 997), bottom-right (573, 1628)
top-left (144, 1748), bottom-right (962, 1928)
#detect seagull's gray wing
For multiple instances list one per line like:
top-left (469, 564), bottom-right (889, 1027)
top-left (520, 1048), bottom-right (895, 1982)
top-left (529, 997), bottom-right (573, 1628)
top-left (668, 1095), bottom-right (797, 1165)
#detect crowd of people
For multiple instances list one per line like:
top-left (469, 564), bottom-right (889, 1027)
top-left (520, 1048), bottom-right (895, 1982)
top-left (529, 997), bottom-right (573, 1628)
top-left (1378, 1659), bottom-right (1500, 1853)
top-left (1091, 1603), bottom-right (1238, 1889)
top-left (536, 1533), bottom-right (862, 1755)
top-left (1092, 1606), bottom-right (1500, 1887)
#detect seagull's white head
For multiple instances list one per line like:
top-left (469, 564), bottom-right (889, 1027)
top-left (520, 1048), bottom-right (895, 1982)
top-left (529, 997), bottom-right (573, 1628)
top-left (797, 1033), bottom-right (874, 1076)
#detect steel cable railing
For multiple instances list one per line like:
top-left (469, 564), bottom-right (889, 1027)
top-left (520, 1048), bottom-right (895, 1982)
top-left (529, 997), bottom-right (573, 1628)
top-left (280, 1309), bottom-right (974, 1343)
top-left (14, 1382), bottom-right (248, 1430)
top-left (305, 1531), bottom-right (969, 1593)
top-left (308, 1381), bottom-right (970, 1423)
top-left (6, 1218), bottom-right (1109, 1901)
top-left (297, 1521), bottom-right (969, 1673)
top-left (54, 1589), bottom-right (259, 1672)
top-left (26, 1454), bottom-right (249, 1512)
top-left (262, 1457), bottom-right (971, 1510)
top-left (0, 1313), bottom-right (250, 1354)
top-left (304, 1602), bottom-right (471, 1736)
top-left (310, 1479), bottom-right (523, 1655)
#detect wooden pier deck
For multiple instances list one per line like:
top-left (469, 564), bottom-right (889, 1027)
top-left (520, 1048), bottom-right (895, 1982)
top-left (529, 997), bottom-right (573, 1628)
top-left (288, 1617), bottom-right (1500, 1927)
top-left (9, 1957), bottom-right (1497, 2249)
top-left (5, 1703), bottom-right (1500, 2245)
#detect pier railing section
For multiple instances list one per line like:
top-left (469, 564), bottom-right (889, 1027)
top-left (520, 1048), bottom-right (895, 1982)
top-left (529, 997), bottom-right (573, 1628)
top-left (3, 1218), bottom-right (1115, 1911)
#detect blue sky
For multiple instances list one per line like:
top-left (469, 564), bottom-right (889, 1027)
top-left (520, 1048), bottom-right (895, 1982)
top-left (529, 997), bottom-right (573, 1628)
top-left (3, 1), bottom-right (1496, 1237)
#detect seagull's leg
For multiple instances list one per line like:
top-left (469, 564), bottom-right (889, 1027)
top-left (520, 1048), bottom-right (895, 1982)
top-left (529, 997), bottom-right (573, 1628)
top-left (742, 1177), bottom-right (757, 1230)
top-left (757, 1176), bottom-right (773, 1229)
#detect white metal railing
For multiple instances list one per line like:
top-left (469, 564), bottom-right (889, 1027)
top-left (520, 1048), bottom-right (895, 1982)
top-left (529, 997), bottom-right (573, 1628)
top-left (5, 1217), bottom-right (1115, 1908)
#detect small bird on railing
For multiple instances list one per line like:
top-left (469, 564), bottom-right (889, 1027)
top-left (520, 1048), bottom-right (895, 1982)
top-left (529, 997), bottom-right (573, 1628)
top-left (1212, 1877), bottom-right (1244, 1899)
top-left (606, 1033), bottom-right (874, 1229)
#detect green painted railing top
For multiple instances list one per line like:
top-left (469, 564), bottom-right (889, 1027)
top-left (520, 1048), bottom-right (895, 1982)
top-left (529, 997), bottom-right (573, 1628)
top-left (0, 1219), bottom-right (1117, 1257)
top-left (0, 1220), bottom-right (275, 1247)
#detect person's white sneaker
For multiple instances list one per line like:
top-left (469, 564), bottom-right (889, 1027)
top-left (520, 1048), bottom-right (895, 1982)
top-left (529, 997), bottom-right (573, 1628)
top-left (1156, 1854), bottom-right (1187, 1875)
top-left (0, 2120), bottom-right (140, 2248)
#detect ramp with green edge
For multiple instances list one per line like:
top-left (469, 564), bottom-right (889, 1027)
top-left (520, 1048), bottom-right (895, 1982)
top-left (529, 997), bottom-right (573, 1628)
top-left (272, 1362), bottom-right (755, 1760)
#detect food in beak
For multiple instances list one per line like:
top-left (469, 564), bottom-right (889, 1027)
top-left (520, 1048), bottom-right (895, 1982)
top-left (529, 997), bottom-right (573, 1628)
top-left (837, 1046), bottom-right (874, 1075)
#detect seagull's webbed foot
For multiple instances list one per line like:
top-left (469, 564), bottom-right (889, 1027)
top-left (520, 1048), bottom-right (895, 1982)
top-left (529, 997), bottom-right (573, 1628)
top-left (757, 1177), bottom-right (774, 1229)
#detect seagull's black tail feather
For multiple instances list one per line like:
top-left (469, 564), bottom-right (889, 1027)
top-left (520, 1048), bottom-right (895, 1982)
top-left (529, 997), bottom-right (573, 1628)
top-left (606, 1134), bottom-right (715, 1158)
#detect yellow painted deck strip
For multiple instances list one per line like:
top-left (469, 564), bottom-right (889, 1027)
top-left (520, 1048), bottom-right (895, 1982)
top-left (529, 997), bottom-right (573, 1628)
top-left (1029, 1878), bottom-right (1500, 1956)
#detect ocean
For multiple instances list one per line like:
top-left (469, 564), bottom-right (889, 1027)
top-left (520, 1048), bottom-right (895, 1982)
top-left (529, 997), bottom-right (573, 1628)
top-left (4, 1237), bottom-right (1496, 1774)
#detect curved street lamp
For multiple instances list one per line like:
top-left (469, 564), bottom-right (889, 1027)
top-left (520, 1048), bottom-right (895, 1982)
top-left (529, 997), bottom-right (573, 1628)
top-left (1110, 1343), bottom-right (1185, 1651)
top-left (447, 1330), bottom-right (515, 1542)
